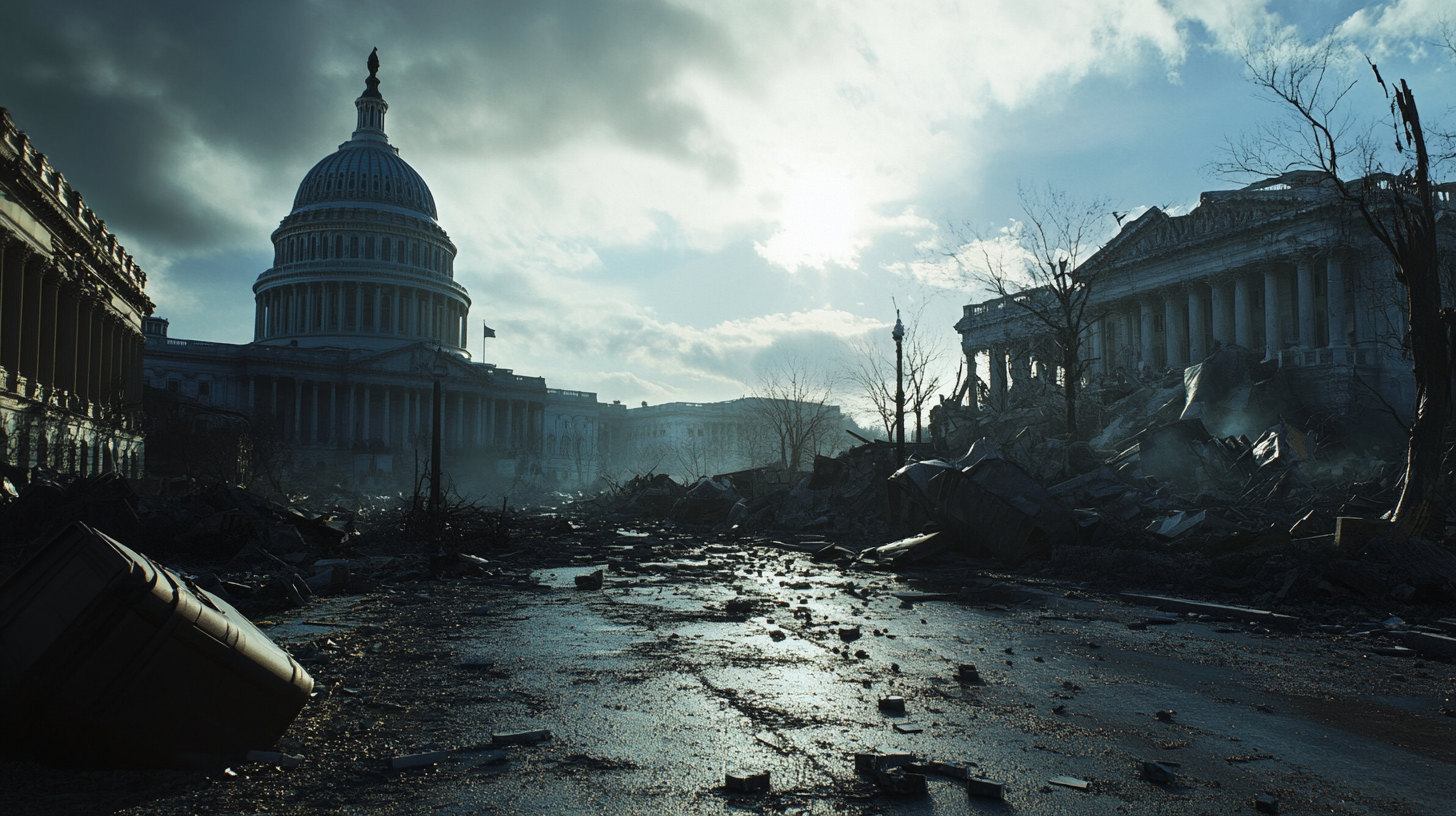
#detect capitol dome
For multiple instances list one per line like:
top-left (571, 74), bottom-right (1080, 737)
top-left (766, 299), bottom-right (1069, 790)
top-left (251, 49), bottom-right (471, 355)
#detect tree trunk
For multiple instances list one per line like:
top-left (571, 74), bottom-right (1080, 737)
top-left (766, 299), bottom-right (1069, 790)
top-left (1062, 343), bottom-right (1080, 440)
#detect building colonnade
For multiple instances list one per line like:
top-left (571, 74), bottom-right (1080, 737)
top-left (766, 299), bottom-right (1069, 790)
top-left (243, 372), bottom-right (543, 453)
top-left (0, 236), bottom-right (145, 420)
top-left (253, 280), bottom-right (468, 348)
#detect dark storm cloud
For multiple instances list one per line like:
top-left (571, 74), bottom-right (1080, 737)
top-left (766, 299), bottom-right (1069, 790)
top-left (0, 0), bottom-right (739, 253)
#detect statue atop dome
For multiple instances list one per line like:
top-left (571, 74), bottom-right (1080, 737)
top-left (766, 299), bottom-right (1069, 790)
top-left (362, 47), bottom-right (382, 100)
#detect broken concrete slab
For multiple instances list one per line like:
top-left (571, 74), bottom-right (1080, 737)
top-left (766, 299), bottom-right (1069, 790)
top-left (966, 777), bottom-right (1006, 800)
top-left (724, 771), bottom-right (770, 792)
top-left (1140, 761), bottom-right (1176, 784)
top-left (574, 569), bottom-right (604, 590)
top-left (1255, 793), bottom-right (1281, 814)
top-left (1049, 775), bottom-right (1090, 790)
top-left (391, 751), bottom-right (446, 770)
top-left (877, 696), bottom-right (906, 715)
top-left (1119, 592), bottom-right (1301, 631)
top-left (491, 729), bottom-right (552, 746)
top-left (1402, 631), bottom-right (1456, 660)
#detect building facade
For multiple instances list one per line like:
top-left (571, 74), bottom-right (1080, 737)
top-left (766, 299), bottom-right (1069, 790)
top-left (1, 107), bottom-right (152, 478)
top-left (955, 175), bottom-right (1454, 441)
top-left (144, 53), bottom-right (607, 490)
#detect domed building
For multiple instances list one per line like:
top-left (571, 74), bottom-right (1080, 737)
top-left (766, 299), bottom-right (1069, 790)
top-left (143, 52), bottom-right (609, 489)
top-left (253, 50), bottom-right (471, 355)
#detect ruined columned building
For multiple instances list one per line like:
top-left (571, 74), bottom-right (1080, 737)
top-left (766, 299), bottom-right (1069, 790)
top-left (144, 53), bottom-right (602, 487)
top-left (955, 176), bottom-right (1454, 439)
top-left (1, 108), bottom-right (151, 477)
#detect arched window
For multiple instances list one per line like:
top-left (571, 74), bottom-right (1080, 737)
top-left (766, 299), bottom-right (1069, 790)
top-left (411, 243), bottom-right (420, 266)
top-left (364, 236), bottom-right (375, 260)
top-left (348, 172), bottom-right (356, 192)
top-left (335, 235), bottom-right (344, 258)
top-left (310, 235), bottom-right (318, 260)
top-left (350, 235), bottom-right (359, 258)
top-left (381, 237), bottom-right (391, 262)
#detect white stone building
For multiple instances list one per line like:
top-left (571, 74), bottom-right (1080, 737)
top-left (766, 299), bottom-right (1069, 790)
top-left (1, 108), bottom-right (151, 478)
top-left (144, 52), bottom-right (606, 489)
top-left (955, 175), bottom-right (1455, 443)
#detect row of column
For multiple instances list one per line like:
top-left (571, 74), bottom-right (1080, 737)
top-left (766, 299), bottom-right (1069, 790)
top-left (247, 374), bottom-right (541, 451)
top-left (254, 281), bottom-right (468, 348)
top-left (0, 236), bottom-right (143, 418)
top-left (1094, 255), bottom-right (1356, 374)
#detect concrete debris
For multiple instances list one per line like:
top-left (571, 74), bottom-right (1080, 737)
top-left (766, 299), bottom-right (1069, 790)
top-left (855, 753), bottom-right (927, 795)
top-left (1255, 793), bottom-right (1281, 814)
top-left (491, 729), bottom-right (552, 746)
top-left (1141, 761), bottom-right (1177, 784)
top-left (574, 569), bottom-right (604, 590)
top-left (1120, 593), bottom-right (1301, 631)
top-left (966, 777), bottom-right (1006, 800)
top-left (724, 771), bottom-right (770, 793)
top-left (957, 664), bottom-right (982, 684)
top-left (1048, 775), bottom-right (1090, 790)
top-left (877, 696), bottom-right (906, 715)
top-left (391, 751), bottom-right (446, 770)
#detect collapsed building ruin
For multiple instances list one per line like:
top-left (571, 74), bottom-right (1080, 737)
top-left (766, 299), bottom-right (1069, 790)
top-left (948, 173), bottom-right (1456, 449)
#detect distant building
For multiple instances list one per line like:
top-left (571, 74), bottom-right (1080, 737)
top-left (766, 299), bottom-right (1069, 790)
top-left (0, 107), bottom-right (152, 477)
top-left (144, 52), bottom-right (604, 489)
top-left (954, 175), bottom-right (1456, 443)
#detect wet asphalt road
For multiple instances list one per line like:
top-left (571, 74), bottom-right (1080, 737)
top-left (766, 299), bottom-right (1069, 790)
top-left (388, 539), bottom-right (1456, 815)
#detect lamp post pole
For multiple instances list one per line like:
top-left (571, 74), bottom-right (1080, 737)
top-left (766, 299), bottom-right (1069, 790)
top-left (893, 311), bottom-right (905, 465)
top-left (430, 353), bottom-right (445, 515)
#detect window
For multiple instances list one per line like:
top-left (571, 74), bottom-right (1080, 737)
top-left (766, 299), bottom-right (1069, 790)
top-left (335, 235), bottom-right (344, 258)
top-left (310, 236), bottom-right (318, 260)
top-left (412, 243), bottom-right (421, 266)
top-left (198, 382), bottom-right (211, 396)
top-left (365, 235), bottom-right (374, 259)
top-left (167, 380), bottom-right (180, 393)
top-left (381, 237), bottom-right (391, 262)
top-left (1153, 314), bottom-right (1166, 333)
top-left (350, 235), bottom-right (359, 258)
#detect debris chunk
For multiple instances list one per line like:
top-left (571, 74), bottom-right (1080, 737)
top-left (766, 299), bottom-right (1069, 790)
top-left (966, 777), bottom-right (1006, 800)
top-left (1255, 793), bottom-right (1280, 814)
top-left (725, 771), bottom-right (770, 792)
top-left (392, 751), bottom-right (446, 770)
top-left (244, 750), bottom-right (304, 768)
top-left (492, 729), bottom-right (552, 746)
top-left (574, 569), bottom-right (604, 590)
top-left (839, 625), bottom-right (862, 642)
top-left (957, 663), bottom-right (982, 684)
top-left (878, 696), bottom-right (907, 715)
top-left (1049, 775), bottom-right (1090, 790)
top-left (1141, 761), bottom-right (1177, 784)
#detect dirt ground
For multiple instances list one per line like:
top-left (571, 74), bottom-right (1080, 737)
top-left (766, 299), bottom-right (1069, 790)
top-left (4, 509), bottom-right (1454, 816)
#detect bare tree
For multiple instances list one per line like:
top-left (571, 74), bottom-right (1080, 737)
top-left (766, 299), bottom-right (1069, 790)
top-left (746, 356), bottom-right (839, 472)
top-left (842, 301), bottom-right (946, 442)
top-left (947, 185), bottom-right (1118, 440)
top-left (1216, 31), bottom-right (1453, 538)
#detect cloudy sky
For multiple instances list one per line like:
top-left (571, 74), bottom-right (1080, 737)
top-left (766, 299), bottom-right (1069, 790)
top-left (2, 0), bottom-right (1452, 420)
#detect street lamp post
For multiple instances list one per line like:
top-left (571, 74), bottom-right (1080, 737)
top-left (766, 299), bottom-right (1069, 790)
top-left (430, 352), bottom-right (447, 515)
top-left (893, 310), bottom-right (905, 466)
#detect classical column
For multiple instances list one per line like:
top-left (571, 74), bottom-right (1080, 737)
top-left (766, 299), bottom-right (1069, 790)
top-left (1326, 255), bottom-right (1347, 347)
top-left (964, 345), bottom-right (979, 414)
top-left (293, 378), bottom-right (303, 443)
top-left (0, 243), bottom-right (27, 386)
top-left (355, 285), bottom-right (363, 333)
top-left (382, 387), bottom-right (391, 445)
top-left (1263, 267), bottom-right (1282, 361)
top-left (1187, 284), bottom-right (1208, 363)
top-left (475, 397), bottom-right (484, 445)
top-left (336, 284), bottom-right (346, 332)
top-left (1296, 258), bottom-right (1316, 348)
top-left (1088, 319), bottom-right (1103, 376)
top-left (1234, 275), bottom-right (1252, 348)
top-left (1164, 293), bottom-right (1186, 369)
top-left (306, 285), bottom-right (317, 333)
top-left (1211, 280), bottom-right (1233, 347)
top-left (457, 393), bottom-right (465, 442)
top-left (1138, 299), bottom-right (1155, 368)
top-left (505, 400), bottom-right (515, 448)
top-left (374, 284), bottom-right (383, 333)
top-left (346, 384), bottom-right (356, 446)
top-left (18, 256), bottom-right (43, 391)
top-left (56, 286), bottom-right (78, 402)
top-left (38, 273), bottom-right (58, 397)
top-left (362, 385), bottom-right (372, 443)
top-left (329, 382), bottom-right (337, 444)
top-left (987, 346), bottom-right (1006, 408)
top-left (311, 381), bottom-right (321, 443)
top-left (84, 303), bottom-right (100, 409)
top-left (254, 298), bottom-right (265, 340)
